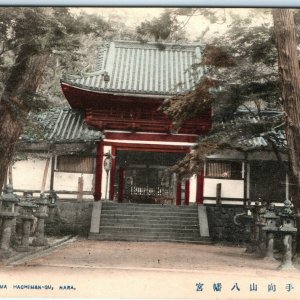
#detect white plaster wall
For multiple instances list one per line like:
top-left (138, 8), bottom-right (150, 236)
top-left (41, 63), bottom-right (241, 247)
top-left (12, 159), bottom-right (51, 191)
top-left (53, 172), bottom-right (94, 191)
top-left (11, 159), bottom-right (94, 199)
top-left (189, 175), bottom-right (197, 203)
top-left (204, 178), bottom-right (244, 199)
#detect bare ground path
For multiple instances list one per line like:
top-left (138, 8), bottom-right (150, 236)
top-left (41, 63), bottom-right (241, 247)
top-left (1, 238), bottom-right (300, 299)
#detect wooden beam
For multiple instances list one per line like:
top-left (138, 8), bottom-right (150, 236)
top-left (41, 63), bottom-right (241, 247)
top-left (216, 183), bottom-right (222, 206)
top-left (49, 156), bottom-right (55, 191)
top-left (176, 181), bottom-right (181, 206)
top-left (77, 176), bottom-right (84, 201)
top-left (8, 164), bottom-right (13, 186)
top-left (93, 142), bottom-right (103, 201)
top-left (41, 158), bottom-right (50, 193)
top-left (196, 170), bottom-right (204, 205)
top-left (13, 189), bottom-right (93, 195)
top-left (185, 180), bottom-right (190, 206)
top-left (118, 167), bottom-right (124, 203)
top-left (109, 146), bottom-right (116, 200)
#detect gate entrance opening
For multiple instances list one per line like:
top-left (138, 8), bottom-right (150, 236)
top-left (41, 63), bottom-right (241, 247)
top-left (115, 151), bottom-right (185, 204)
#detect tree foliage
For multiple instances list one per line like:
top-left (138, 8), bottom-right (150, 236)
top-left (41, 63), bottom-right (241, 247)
top-left (0, 8), bottom-right (114, 106)
top-left (136, 10), bottom-right (187, 42)
top-left (159, 9), bottom-right (287, 178)
top-left (0, 8), bottom-right (114, 193)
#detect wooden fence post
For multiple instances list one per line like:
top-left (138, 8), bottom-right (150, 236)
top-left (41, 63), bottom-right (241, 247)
top-left (216, 183), bottom-right (222, 206)
top-left (77, 176), bottom-right (84, 201)
top-left (41, 158), bottom-right (50, 193)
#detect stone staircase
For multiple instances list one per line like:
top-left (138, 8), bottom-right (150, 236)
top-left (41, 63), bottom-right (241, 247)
top-left (89, 202), bottom-right (211, 243)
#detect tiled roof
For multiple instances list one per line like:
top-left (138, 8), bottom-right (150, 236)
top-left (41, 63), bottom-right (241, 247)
top-left (234, 110), bottom-right (286, 151)
top-left (239, 130), bottom-right (286, 150)
top-left (63, 40), bottom-right (205, 96)
top-left (21, 108), bottom-right (103, 143)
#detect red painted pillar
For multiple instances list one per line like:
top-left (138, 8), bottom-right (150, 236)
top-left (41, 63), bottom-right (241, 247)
top-left (196, 169), bottom-right (204, 204)
top-left (118, 167), bottom-right (124, 203)
top-left (93, 143), bottom-right (103, 201)
top-left (109, 147), bottom-right (116, 201)
top-left (176, 181), bottom-right (182, 206)
top-left (185, 180), bottom-right (190, 206)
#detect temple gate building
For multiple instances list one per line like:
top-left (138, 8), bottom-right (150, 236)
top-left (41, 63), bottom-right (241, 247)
top-left (61, 40), bottom-right (211, 205)
top-left (8, 40), bottom-right (289, 242)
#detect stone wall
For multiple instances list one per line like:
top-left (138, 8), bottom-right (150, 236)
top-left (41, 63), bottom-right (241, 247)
top-left (45, 202), bottom-right (252, 243)
top-left (206, 205), bottom-right (250, 244)
top-left (46, 201), bottom-right (93, 237)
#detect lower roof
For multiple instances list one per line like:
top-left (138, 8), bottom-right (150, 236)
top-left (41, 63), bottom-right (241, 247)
top-left (21, 108), bottom-right (103, 143)
top-left (20, 108), bottom-right (286, 153)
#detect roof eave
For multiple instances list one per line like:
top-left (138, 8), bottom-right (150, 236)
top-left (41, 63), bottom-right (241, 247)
top-left (61, 80), bottom-right (180, 99)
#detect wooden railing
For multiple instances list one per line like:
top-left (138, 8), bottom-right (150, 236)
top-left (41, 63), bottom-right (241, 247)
top-left (12, 189), bottom-right (94, 201)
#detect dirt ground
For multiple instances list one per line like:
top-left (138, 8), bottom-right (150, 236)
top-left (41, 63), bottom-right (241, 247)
top-left (1, 238), bottom-right (300, 299)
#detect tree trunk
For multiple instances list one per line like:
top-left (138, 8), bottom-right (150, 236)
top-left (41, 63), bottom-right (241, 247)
top-left (0, 45), bottom-right (49, 193)
top-left (272, 9), bottom-right (300, 251)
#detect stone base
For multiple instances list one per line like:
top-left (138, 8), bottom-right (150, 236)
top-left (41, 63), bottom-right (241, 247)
top-left (263, 256), bottom-right (277, 262)
top-left (278, 263), bottom-right (296, 270)
top-left (245, 245), bottom-right (257, 253)
top-left (31, 238), bottom-right (48, 247)
top-left (0, 249), bottom-right (13, 259)
top-left (15, 246), bottom-right (31, 252)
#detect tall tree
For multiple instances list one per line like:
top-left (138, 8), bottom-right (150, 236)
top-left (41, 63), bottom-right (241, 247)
top-left (0, 8), bottom-right (111, 193)
top-left (161, 10), bottom-right (284, 179)
top-left (272, 9), bottom-right (300, 241)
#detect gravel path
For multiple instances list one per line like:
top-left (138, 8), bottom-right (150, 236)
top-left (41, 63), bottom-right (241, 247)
top-left (0, 239), bottom-right (299, 299)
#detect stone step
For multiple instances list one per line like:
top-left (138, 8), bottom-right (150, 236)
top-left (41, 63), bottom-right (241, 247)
top-left (100, 219), bottom-right (199, 226)
top-left (101, 211), bottom-right (198, 217)
top-left (92, 233), bottom-right (211, 243)
top-left (100, 214), bottom-right (198, 221)
top-left (102, 202), bottom-right (197, 208)
top-left (99, 223), bottom-right (199, 230)
top-left (102, 205), bottom-right (198, 212)
top-left (99, 226), bottom-right (200, 234)
top-left (89, 202), bottom-right (210, 243)
top-left (89, 233), bottom-right (211, 244)
top-left (99, 231), bottom-right (199, 239)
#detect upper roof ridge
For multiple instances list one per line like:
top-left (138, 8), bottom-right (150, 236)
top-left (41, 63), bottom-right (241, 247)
top-left (111, 39), bottom-right (204, 49)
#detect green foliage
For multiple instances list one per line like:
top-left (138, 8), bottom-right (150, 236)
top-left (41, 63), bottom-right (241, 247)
top-left (162, 9), bottom-right (287, 177)
top-left (136, 10), bottom-right (187, 42)
top-left (161, 77), bottom-right (219, 130)
top-left (0, 8), bottom-right (114, 105)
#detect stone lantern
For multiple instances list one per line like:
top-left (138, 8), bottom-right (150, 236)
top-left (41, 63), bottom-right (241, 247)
top-left (103, 151), bottom-right (112, 200)
top-left (16, 198), bottom-right (38, 252)
top-left (251, 201), bottom-right (261, 252)
top-left (256, 200), bottom-right (268, 255)
top-left (32, 193), bottom-right (50, 247)
top-left (262, 203), bottom-right (279, 260)
top-left (0, 185), bottom-right (19, 258)
top-left (47, 191), bottom-right (58, 220)
top-left (278, 199), bottom-right (297, 270)
top-left (233, 206), bottom-right (254, 253)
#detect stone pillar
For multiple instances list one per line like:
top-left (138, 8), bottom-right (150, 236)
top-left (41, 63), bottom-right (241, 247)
top-left (16, 195), bottom-right (38, 252)
top-left (32, 194), bottom-right (49, 247)
top-left (278, 199), bottom-right (297, 270)
top-left (0, 185), bottom-right (19, 258)
top-left (265, 232), bottom-right (275, 259)
top-left (32, 215), bottom-right (48, 247)
top-left (262, 203), bottom-right (278, 261)
top-left (17, 217), bottom-right (34, 252)
top-left (278, 234), bottom-right (294, 269)
top-left (48, 192), bottom-right (58, 221)
top-left (0, 217), bottom-right (15, 257)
